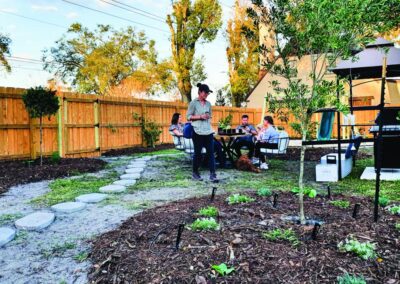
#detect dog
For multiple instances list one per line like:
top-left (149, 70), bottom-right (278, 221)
top-left (235, 155), bottom-right (261, 173)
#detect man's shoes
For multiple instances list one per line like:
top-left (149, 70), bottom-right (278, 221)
top-left (210, 172), bottom-right (219, 182)
top-left (192, 172), bottom-right (203, 181)
top-left (260, 163), bottom-right (269, 170)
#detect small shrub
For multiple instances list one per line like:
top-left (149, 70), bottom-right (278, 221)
top-left (292, 186), bottom-right (317, 198)
top-left (257, 187), bottom-right (272, 197)
top-left (50, 151), bottom-right (61, 164)
top-left (211, 263), bottom-right (235, 276)
top-left (190, 217), bottom-right (219, 231)
top-left (330, 200), bottom-right (350, 209)
top-left (338, 238), bottom-right (377, 260)
top-left (378, 196), bottom-right (390, 207)
top-left (263, 228), bottom-right (300, 246)
top-left (227, 194), bottom-right (255, 205)
top-left (337, 273), bottom-right (366, 284)
top-left (198, 206), bottom-right (218, 218)
top-left (133, 113), bottom-right (162, 148)
top-left (389, 205), bottom-right (400, 215)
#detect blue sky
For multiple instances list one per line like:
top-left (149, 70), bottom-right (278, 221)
top-left (0, 0), bottom-right (235, 101)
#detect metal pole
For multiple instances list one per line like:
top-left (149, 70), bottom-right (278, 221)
top-left (336, 78), bottom-right (342, 180)
top-left (374, 56), bottom-right (387, 222)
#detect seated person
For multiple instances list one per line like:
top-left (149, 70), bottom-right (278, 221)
top-left (254, 116), bottom-right (280, 170)
top-left (169, 112), bottom-right (184, 136)
top-left (233, 114), bottom-right (258, 159)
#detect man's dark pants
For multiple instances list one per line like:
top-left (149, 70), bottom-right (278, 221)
top-left (192, 132), bottom-right (215, 174)
top-left (234, 136), bottom-right (255, 158)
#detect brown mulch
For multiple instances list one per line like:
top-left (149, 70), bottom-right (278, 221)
top-left (102, 144), bottom-right (175, 156)
top-left (88, 192), bottom-right (399, 284)
top-left (274, 147), bottom-right (372, 161)
top-left (0, 158), bottom-right (106, 195)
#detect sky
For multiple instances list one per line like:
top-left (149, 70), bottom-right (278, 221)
top-left (0, 0), bottom-right (236, 102)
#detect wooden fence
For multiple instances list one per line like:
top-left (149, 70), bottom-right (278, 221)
top-left (0, 87), bottom-right (379, 160)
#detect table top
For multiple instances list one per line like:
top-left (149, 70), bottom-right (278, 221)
top-left (214, 133), bottom-right (247, 139)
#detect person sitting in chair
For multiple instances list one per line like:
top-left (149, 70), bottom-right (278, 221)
top-left (169, 112), bottom-right (184, 136)
top-left (233, 114), bottom-right (258, 160)
top-left (254, 116), bottom-right (280, 170)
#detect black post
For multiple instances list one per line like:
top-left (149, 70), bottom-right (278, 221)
top-left (374, 56), bottom-right (387, 222)
top-left (336, 78), bottom-right (342, 180)
top-left (327, 185), bottom-right (331, 199)
top-left (210, 187), bottom-right (217, 202)
top-left (272, 193), bottom-right (278, 208)
top-left (311, 223), bottom-right (321, 240)
top-left (352, 203), bottom-right (360, 219)
top-left (175, 223), bottom-right (185, 250)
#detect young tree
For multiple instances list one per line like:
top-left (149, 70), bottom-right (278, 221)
top-left (167, 0), bottom-right (222, 102)
top-left (43, 23), bottom-right (173, 96)
top-left (249, 0), bottom-right (400, 224)
top-left (0, 34), bottom-right (11, 73)
top-left (226, 0), bottom-right (259, 107)
top-left (22, 87), bottom-right (60, 166)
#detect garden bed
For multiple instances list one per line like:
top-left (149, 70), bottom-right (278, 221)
top-left (89, 191), bottom-right (399, 283)
top-left (0, 158), bottom-right (106, 195)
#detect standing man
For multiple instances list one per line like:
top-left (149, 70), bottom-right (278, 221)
top-left (187, 83), bottom-right (218, 182)
top-left (233, 114), bottom-right (258, 160)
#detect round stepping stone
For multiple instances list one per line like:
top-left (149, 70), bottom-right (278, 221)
top-left (125, 168), bottom-right (144, 174)
top-left (0, 227), bottom-right (16, 247)
top-left (135, 157), bottom-right (151, 161)
top-left (113, 179), bottom-right (136, 186)
top-left (127, 163), bottom-right (146, 168)
top-left (120, 173), bottom-right (141, 180)
top-left (51, 202), bottom-right (86, 213)
top-left (76, 193), bottom-right (108, 203)
top-left (15, 212), bottom-right (55, 231)
top-left (99, 184), bottom-right (126, 193)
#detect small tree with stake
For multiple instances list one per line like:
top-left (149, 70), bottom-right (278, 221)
top-left (22, 86), bottom-right (59, 166)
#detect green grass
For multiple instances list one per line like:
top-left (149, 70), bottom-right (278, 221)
top-left (73, 251), bottom-right (89, 262)
top-left (329, 200), bottom-right (351, 209)
top-left (133, 148), bottom-right (181, 157)
top-left (40, 241), bottom-right (76, 259)
top-left (124, 201), bottom-right (153, 210)
top-left (198, 206), bottom-right (219, 217)
top-left (131, 178), bottom-right (192, 191)
top-left (0, 213), bottom-right (23, 226)
top-left (189, 217), bottom-right (219, 231)
top-left (263, 228), bottom-right (300, 247)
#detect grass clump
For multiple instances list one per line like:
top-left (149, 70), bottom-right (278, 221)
top-left (257, 187), bottom-right (272, 197)
top-left (190, 217), bottom-right (219, 231)
top-left (227, 194), bottom-right (255, 205)
top-left (337, 238), bottom-right (376, 260)
top-left (133, 149), bottom-right (181, 157)
top-left (263, 228), bottom-right (300, 247)
top-left (211, 263), bottom-right (235, 276)
top-left (198, 206), bottom-right (218, 217)
top-left (337, 273), bottom-right (366, 284)
top-left (0, 213), bottom-right (23, 226)
top-left (330, 200), bottom-right (350, 209)
top-left (41, 241), bottom-right (76, 259)
top-left (73, 251), bottom-right (89, 262)
top-left (389, 205), bottom-right (400, 215)
top-left (378, 196), bottom-right (390, 207)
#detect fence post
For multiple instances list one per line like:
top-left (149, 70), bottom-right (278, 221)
top-left (141, 102), bottom-right (146, 146)
top-left (94, 99), bottom-right (100, 151)
top-left (63, 98), bottom-right (69, 157)
top-left (29, 117), bottom-right (37, 160)
top-left (57, 96), bottom-right (64, 157)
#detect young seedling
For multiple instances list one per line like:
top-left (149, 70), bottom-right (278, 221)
top-left (292, 186), bottom-right (317, 198)
top-left (257, 187), bottom-right (272, 197)
top-left (227, 194), bottom-right (255, 205)
top-left (378, 196), bottom-right (390, 207)
top-left (395, 223), bottom-right (400, 231)
top-left (329, 200), bottom-right (350, 209)
top-left (263, 228), bottom-right (300, 247)
top-left (337, 238), bottom-right (377, 260)
top-left (211, 263), bottom-right (235, 276)
top-left (189, 218), bottom-right (219, 231)
top-left (337, 273), bottom-right (366, 284)
top-left (388, 205), bottom-right (400, 215)
top-left (198, 206), bottom-right (218, 218)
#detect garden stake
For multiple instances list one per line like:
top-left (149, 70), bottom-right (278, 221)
top-left (175, 223), bottom-right (185, 250)
top-left (327, 185), bottom-right (331, 199)
top-left (210, 187), bottom-right (217, 202)
top-left (311, 223), bottom-right (321, 240)
top-left (273, 193), bottom-right (278, 208)
top-left (352, 203), bottom-right (360, 218)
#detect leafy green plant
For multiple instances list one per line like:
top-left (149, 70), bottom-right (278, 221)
top-left (211, 263), bottom-right (235, 276)
top-left (395, 223), bottom-right (400, 231)
top-left (190, 217), bottom-right (219, 231)
top-left (133, 113), bottom-right (162, 148)
top-left (218, 113), bottom-right (233, 130)
top-left (329, 200), bottom-right (350, 209)
top-left (292, 186), bottom-right (317, 198)
top-left (378, 196), bottom-right (390, 207)
top-left (257, 187), bottom-right (272, 197)
top-left (337, 238), bottom-right (377, 260)
top-left (290, 121), bottom-right (318, 140)
top-left (22, 86), bottom-right (60, 165)
top-left (106, 123), bottom-right (118, 134)
top-left (337, 273), bottom-right (366, 284)
top-left (263, 228), bottom-right (300, 247)
top-left (389, 205), bottom-right (400, 215)
top-left (50, 151), bottom-right (61, 164)
top-left (227, 194), bottom-right (255, 205)
top-left (198, 206), bottom-right (218, 218)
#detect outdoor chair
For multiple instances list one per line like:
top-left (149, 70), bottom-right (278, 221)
top-left (259, 131), bottom-right (290, 155)
top-left (169, 132), bottom-right (185, 151)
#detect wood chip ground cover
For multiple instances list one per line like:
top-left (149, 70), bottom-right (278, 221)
top-left (89, 192), bottom-right (399, 283)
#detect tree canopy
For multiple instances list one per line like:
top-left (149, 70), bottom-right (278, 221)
top-left (0, 33), bottom-right (11, 73)
top-left (167, 0), bottom-right (222, 102)
top-left (43, 23), bottom-right (173, 96)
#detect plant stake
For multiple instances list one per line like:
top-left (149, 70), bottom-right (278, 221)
top-left (272, 193), bottom-right (278, 208)
top-left (311, 223), bottom-right (321, 240)
top-left (175, 223), bottom-right (185, 250)
top-left (210, 187), bottom-right (217, 202)
top-left (352, 203), bottom-right (360, 219)
top-left (327, 185), bottom-right (331, 199)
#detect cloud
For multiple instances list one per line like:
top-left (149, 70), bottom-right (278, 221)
top-left (66, 12), bottom-right (79, 19)
top-left (31, 5), bottom-right (58, 12)
top-left (0, 8), bottom-right (18, 13)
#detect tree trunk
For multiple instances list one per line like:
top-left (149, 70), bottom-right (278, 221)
top-left (298, 132), bottom-right (307, 224)
top-left (39, 116), bottom-right (43, 166)
top-left (178, 77), bottom-right (192, 103)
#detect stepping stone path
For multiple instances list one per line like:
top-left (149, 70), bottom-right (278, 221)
top-left (15, 212), bottom-right (55, 231)
top-left (125, 168), bottom-right (144, 174)
top-left (76, 193), bottom-right (108, 203)
top-left (120, 173), bottom-right (141, 180)
top-left (0, 227), bottom-right (16, 247)
top-left (127, 163), bottom-right (146, 169)
top-left (99, 184), bottom-right (126, 193)
top-left (51, 202), bottom-right (86, 213)
top-left (113, 179), bottom-right (136, 186)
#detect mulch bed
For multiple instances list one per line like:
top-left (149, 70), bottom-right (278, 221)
top-left (89, 192), bottom-right (399, 283)
top-left (102, 144), bottom-right (175, 157)
top-left (0, 158), bottom-right (106, 195)
top-left (273, 147), bottom-right (372, 161)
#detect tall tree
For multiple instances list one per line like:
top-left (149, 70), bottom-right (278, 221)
top-left (249, 0), bottom-right (400, 224)
top-left (0, 34), bottom-right (11, 73)
top-left (43, 23), bottom-right (173, 96)
top-left (167, 0), bottom-right (222, 102)
top-left (226, 0), bottom-right (259, 107)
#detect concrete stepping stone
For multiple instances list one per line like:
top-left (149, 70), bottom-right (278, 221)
top-left (99, 184), bottom-right (126, 193)
top-left (120, 173), bottom-right (141, 180)
top-left (15, 212), bottom-right (55, 231)
top-left (51, 202), bottom-right (86, 213)
top-left (135, 157), bottom-right (152, 161)
top-left (0, 227), bottom-right (16, 247)
top-left (113, 179), bottom-right (136, 186)
top-left (76, 193), bottom-right (108, 203)
top-left (127, 163), bottom-right (146, 168)
top-left (125, 168), bottom-right (144, 174)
